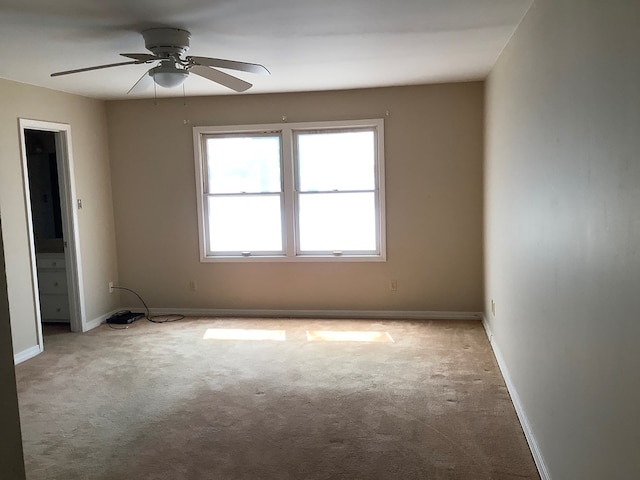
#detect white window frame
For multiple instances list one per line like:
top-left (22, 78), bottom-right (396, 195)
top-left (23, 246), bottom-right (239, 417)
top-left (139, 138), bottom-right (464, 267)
top-left (193, 119), bottom-right (386, 262)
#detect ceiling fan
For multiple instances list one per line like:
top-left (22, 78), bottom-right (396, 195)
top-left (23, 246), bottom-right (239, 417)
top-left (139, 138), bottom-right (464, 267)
top-left (51, 28), bottom-right (270, 94)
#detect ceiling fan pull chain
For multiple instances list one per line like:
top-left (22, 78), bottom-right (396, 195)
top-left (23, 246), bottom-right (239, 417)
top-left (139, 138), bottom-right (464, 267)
top-left (153, 80), bottom-right (158, 106)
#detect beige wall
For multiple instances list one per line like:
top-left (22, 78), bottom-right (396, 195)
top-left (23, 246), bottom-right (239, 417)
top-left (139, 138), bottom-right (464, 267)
top-left (107, 83), bottom-right (484, 313)
top-left (485, 0), bottom-right (640, 478)
top-left (0, 78), bottom-right (120, 356)
top-left (0, 222), bottom-right (26, 478)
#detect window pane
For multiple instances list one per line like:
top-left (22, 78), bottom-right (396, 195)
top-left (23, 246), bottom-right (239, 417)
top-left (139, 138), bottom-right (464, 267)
top-left (298, 192), bottom-right (377, 252)
top-left (208, 195), bottom-right (283, 252)
top-left (297, 130), bottom-right (375, 192)
top-left (206, 135), bottom-right (281, 194)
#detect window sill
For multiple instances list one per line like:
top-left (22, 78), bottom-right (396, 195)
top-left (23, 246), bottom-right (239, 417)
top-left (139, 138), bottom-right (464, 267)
top-left (200, 254), bottom-right (386, 263)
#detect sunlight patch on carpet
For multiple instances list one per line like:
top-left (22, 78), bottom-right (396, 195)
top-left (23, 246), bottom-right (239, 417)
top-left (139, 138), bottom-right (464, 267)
top-left (203, 328), bottom-right (286, 341)
top-left (306, 330), bottom-right (394, 343)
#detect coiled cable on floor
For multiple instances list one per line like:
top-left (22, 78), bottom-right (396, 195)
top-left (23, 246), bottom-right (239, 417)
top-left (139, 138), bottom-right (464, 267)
top-left (111, 286), bottom-right (185, 323)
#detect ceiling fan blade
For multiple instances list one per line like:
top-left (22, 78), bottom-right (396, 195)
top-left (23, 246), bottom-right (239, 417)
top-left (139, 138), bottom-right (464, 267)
top-left (190, 65), bottom-right (252, 92)
top-left (127, 70), bottom-right (154, 95)
top-left (188, 56), bottom-right (270, 75)
top-left (120, 53), bottom-right (157, 62)
top-left (51, 60), bottom-right (144, 77)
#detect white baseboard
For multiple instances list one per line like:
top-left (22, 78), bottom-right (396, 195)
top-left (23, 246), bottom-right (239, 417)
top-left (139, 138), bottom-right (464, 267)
top-left (123, 308), bottom-right (483, 321)
top-left (482, 315), bottom-right (551, 480)
top-left (83, 309), bottom-right (122, 332)
top-left (14, 311), bottom-right (113, 363)
top-left (14, 344), bottom-right (43, 365)
top-left (89, 308), bottom-right (481, 332)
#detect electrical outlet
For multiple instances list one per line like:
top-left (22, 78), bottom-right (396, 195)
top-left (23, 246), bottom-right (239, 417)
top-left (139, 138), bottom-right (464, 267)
top-left (390, 279), bottom-right (398, 291)
top-left (189, 280), bottom-right (197, 292)
top-left (491, 299), bottom-right (496, 316)
top-left (109, 282), bottom-right (114, 294)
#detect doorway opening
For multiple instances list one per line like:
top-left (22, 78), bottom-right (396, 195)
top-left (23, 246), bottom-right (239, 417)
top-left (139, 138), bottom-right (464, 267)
top-left (19, 119), bottom-right (85, 350)
top-left (25, 130), bottom-right (70, 332)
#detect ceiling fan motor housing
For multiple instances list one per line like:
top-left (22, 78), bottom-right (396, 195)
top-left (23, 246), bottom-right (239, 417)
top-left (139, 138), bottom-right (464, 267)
top-left (143, 28), bottom-right (191, 57)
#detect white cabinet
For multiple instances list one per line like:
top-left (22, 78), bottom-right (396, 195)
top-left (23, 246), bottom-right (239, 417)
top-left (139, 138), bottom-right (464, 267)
top-left (36, 253), bottom-right (70, 323)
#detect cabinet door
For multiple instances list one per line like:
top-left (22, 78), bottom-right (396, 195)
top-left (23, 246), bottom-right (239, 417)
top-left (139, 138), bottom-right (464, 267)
top-left (37, 256), bottom-right (65, 269)
top-left (38, 271), bottom-right (68, 294)
top-left (40, 294), bottom-right (70, 320)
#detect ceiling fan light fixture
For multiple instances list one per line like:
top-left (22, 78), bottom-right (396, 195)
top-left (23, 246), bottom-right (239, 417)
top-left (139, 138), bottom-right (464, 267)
top-left (150, 62), bottom-right (189, 88)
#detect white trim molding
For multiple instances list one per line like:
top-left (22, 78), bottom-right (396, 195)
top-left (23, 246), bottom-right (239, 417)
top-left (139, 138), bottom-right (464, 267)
top-left (14, 344), bottom-right (43, 365)
top-left (193, 119), bottom-right (386, 263)
top-left (124, 308), bottom-right (483, 321)
top-left (482, 315), bottom-right (551, 480)
top-left (83, 309), bottom-right (125, 331)
top-left (18, 119), bottom-right (87, 340)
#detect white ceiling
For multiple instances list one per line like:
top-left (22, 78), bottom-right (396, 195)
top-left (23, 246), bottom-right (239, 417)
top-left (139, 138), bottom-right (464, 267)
top-left (0, 0), bottom-right (532, 100)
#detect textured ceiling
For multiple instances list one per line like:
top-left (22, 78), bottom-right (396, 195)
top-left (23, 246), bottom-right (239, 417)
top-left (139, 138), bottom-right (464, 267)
top-left (0, 0), bottom-right (532, 99)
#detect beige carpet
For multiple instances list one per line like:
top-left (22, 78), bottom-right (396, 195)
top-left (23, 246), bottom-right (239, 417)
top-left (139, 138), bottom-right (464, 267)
top-left (15, 318), bottom-right (539, 479)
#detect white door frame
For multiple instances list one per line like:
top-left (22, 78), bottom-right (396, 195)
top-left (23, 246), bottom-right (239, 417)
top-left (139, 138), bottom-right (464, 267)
top-left (19, 119), bottom-right (85, 340)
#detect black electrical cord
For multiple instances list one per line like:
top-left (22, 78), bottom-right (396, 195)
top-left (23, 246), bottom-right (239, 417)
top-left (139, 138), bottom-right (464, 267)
top-left (111, 286), bottom-right (185, 324)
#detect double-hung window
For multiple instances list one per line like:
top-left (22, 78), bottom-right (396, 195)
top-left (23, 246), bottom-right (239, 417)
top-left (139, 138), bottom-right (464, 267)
top-left (193, 119), bottom-right (385, 261)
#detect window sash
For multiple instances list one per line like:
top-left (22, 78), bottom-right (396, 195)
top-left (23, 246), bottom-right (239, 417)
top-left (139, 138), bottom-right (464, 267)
top-left (202, 132), bottom-right (283, 195)
top-left (295, 191), bottom-right (379, 255)
top-left (204, 192), bottom-right (285, 256)
top-left (293, 127), bottom-right (377, 193)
